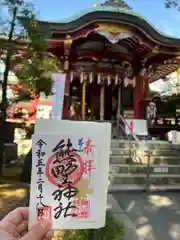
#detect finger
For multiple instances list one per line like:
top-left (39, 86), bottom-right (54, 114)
top-left (0, 218), bottom-right (19, 238)
top-left (21, 230), bottom-right (28, 237)
top-left (1, 207), bottom-right (29, 226)
top-left (21, 219), bottom-right (51, 240)
top-left (44, 230), bottom-right (53, 240)
top-left (16, 220), bottom-right (28, 235)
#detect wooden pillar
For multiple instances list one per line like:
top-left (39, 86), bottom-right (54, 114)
top-left (62, 38), bottom-right (72, 120)
top-left (134, 74), bottom-right (149, 119)
top-left (100, 84), bottom-right (105, 121)
top-left (143, 76), bottom-right (149, 119)
top-left (82, 79), bottom-right (86, 120)
top-left (134, 76), bottom-right (144, 119)
top-left (120, 79), bottom-right (124, 116)
top-left (63, 72), bottom-right (70, 119)
top-left (143, 76), bottom-right (149, 99)
top-left (116, 81), bottom-right (121, 127)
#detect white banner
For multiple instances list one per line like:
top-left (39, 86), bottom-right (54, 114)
top-left (172, 130), bottom-right (178, 145)
top-left (51, 73), bottom-right (66, 120)
top-left (125, 119), bottom-right (148, 136)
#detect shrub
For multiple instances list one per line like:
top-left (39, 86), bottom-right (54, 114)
top-left (63, 211), bottom-right (124, 240)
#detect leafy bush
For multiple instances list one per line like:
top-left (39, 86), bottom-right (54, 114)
top-left (63, 211), bottom-right (124, 240)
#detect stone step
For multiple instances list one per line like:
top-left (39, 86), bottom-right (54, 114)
top-left (119, 143), bottom-right (172, 150)
top-left (109, 163), bottom-right (180, 187)
top-left (111, 140), bottom-right (172, 149)
top-left (110, 175), bottom-right (180, 185)
top-left (111, 148), bottom-right (180, 157)
top-left (110, 156), bottom-right (131, 164)
top-left (110, 155), bottom-right (180, 165)
top-left (110, 173), bottom-right (180, 177)
top-left (108, 184), bottom-right (180, 191)
top-left (109, 164), bottom-right (180, 174)
top-left (111, 148), bottom-right (131, 156)
top-left (109, 139), bottom-right (180, 191)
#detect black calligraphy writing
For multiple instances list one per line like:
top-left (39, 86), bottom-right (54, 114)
top-left (52, 138), bottom-right (79, 219)
top-left (36, 138), bottom-right (48, 218)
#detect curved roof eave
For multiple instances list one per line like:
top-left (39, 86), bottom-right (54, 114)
top-left (19, 7), bottom-right (180, 47)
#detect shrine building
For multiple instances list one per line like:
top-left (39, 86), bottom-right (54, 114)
top-left (19, 0), bottom-right (180, 124)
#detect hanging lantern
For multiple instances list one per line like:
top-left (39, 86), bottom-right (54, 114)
top-left (115, 74), bottom-right (119, 85)
top-left (124, 77), bottom-right (135, 87)
top-left (80, 72), bottom-right (84, 83)
top-left (107, 75), bottom-right (111, 85)
top-left (140, 68), bottom-right (147, 77)
top-left (148, 65), bottom-right (154, 76)
top-left (70, 72), bottom-right (74, 82)
top-left (132, 77), bottom-right (136, 87)
top-left (64, 59), bottom-right (69, 70)
top-left (84, 73), bottom-right (88, 81)
top-left (124, 77), bottom-right (129, 87)
top-left (97, 73), bottom-right (101, 84)
top-left (89, 72), bottom-right (93, 83)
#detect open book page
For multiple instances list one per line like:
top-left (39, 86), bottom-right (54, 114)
top-left (29, 120), bottom-right (111, 230)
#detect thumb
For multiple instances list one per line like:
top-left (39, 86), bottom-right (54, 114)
top-left (21, 219), bottom-right (51, 240)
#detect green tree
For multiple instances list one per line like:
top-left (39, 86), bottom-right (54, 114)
top-left (16, 52), bottom-right (62, 97)
top-left (0, 0), bottom-right (32, 177)
top-left (165, 0), bottom-right (180, 9)
top-left (0, 0), bottom-right (61, 177)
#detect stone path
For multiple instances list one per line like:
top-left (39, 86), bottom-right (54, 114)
top-left (113, 191), bottom-right (180, 240)
top-left (0, 182), bottom-right (28, 220)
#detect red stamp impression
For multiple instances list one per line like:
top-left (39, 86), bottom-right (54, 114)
top-left (72, 199), bottom-right (90, 219)
top-left (37, 207), bottom-right (52, 221)
top-left (46, 151), bottom-right (84, 187)
top-left (84, 160), bottom-right (96, 174)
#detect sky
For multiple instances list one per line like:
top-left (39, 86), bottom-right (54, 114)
top-left (1, 0), bottom-right (180, 94)
top-left (28, 0), bottom-right (180, 94)
top-left (29, 0), bottom-right (180, 38)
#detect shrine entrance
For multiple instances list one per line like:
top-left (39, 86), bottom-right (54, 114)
top-left (70, 76), bottom-right (133, 122)
top-left (70, 72), bottom-right (134, 124)
top-left (68, 29), bottom-right (137, 122)
top-left (19, 0), bottom-right (180, 127)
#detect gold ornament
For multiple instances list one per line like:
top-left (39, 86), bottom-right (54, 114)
top-left (96, 23), bottom-right (128, 34)
top-left (74, 178), bottom-right (94, 200)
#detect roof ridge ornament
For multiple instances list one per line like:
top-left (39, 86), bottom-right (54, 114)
top-left (101, 0), bottom-right (132, 9)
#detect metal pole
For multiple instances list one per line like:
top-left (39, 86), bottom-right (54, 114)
top-left (145, 150), bottom-right (151, 194)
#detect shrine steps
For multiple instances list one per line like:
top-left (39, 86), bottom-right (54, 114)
top-left (110, 139), bottom-right (171, 149)
top-left (108, 140), bottom-right (180, 192)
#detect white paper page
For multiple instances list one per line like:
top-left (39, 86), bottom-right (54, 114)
top-left (35, 119), bottom-right (111, 227)
top-left (29, 120), bottom-right (111, 230)
top-left (35, 119), bottom-right (111, 224)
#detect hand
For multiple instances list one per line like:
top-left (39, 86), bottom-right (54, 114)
top-left (0, 207), bottom-right (53, 240)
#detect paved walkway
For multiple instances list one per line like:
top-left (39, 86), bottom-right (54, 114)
top-left (112, 192), bottom-right (180, 240)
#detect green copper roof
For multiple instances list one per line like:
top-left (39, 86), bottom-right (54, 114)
top-left (18, 0), bottom-right (180, 46)
top-left (101, 0), bottom-right (132, 9)
top-left (57, 1), bottom-right (177, 40)
top-left (59, 5), bottom-right (135, 23)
